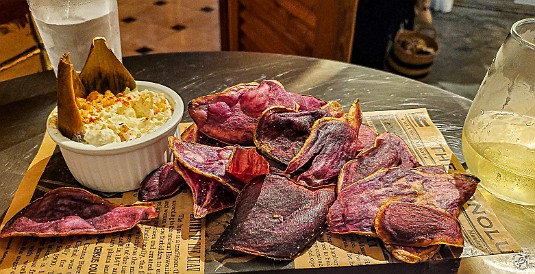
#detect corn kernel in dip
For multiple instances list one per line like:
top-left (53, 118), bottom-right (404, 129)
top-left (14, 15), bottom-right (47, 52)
top-left (62, 89), bottom-right (173, 146)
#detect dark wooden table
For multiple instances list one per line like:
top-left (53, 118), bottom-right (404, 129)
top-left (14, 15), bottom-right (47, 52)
top-left (0, 52), bottom-right (532, 273)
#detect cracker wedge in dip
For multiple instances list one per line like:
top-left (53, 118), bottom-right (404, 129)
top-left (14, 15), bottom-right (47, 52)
top-left (56, 53), bottom-right (86, 142)
top-left (79, 38), bottom-right (136, 95)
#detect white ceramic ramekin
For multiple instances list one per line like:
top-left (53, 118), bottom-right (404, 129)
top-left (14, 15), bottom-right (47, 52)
top-left (47, 81), bottom-right (184, 192)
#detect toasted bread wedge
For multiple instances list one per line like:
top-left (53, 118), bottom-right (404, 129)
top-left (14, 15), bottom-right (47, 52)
top-left (79, 37), bottom-right (136, 94)
top-left (57, 53), bottom-right (85, 141)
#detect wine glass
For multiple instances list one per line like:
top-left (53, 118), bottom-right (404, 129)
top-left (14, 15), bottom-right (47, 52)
top-left (462, 18), bottom-right (535, 205)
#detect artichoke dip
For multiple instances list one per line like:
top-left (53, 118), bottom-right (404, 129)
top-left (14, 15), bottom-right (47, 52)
top-left (68, 89), bottom-right (173, 146)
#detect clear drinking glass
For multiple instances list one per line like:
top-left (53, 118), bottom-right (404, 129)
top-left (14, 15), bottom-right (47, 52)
top-left (27, 0), bottom-right (122, 74)
top-left (462, 18), bottom-right (535, 205)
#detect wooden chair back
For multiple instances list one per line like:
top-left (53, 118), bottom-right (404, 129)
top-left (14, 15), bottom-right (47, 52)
top-left (0, 0), bottom-right (51, 81)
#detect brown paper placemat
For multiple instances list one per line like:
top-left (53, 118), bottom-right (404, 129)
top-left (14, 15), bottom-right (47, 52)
top-left (0, 108), bottom-right (522, 273)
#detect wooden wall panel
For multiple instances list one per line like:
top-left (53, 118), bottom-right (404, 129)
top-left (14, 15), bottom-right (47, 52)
top-left (220, 0), bottom-right (358, 62)
top-left (239, 0), bottom-right (309, 55)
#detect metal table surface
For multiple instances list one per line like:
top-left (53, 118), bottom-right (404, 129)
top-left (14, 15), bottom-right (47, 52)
top-left (0, 52), bottom-right (533, 273)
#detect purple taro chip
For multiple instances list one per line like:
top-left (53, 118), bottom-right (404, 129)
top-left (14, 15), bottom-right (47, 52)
top-left (174, 161), bottom-right (237, 219)
top-left (285, 100), bottom-right (362, 188)
top-left (375, 202), bottom-right (464, 247)
top-left (338, 132), bottom-right (420, 192)
top-left (254, 102), bottom-right (343, 165)
top-left (385, 244), bottom-right (442, 264)
top-left (181, 123), bottom-right (227, 147)
top-left (327, 167), bottom-right (478, 236)
top-left (138, 162), bottom-right (185, 201)
top-left (355, 125), bottom-right (378, 151)
top-left (169, 136), bottom-right (269, 218)
top-left (212, 174), bottom-right (336, 260)
top-left (0, 187), bottom-right (158, 238)
top-left (226, 146), bottom-right (270, 184)
top-left (188, 80), bottom-right (326, 145)
top-left (169, 136), bottom-right (244, 193)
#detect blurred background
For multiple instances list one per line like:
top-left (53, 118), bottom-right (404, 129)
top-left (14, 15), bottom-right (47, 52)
top-left (1, 0), bottom-right (535, 99)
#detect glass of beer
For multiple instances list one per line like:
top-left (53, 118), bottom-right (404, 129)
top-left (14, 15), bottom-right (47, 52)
top-left (462, 18), bottom-right (535, 205)
top-left (27, 0), bottom-right (122, 74)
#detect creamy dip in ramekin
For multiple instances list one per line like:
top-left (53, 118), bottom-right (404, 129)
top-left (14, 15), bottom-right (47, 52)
top-left (46, 81), bottom-right (184, 192)
top-left (50, 88), bottom-right (174, 146)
